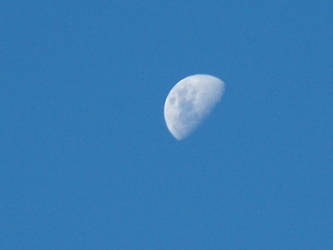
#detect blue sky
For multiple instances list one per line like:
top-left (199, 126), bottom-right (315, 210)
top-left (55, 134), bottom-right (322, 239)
top-left (1, 0), bottom-right (332, 249)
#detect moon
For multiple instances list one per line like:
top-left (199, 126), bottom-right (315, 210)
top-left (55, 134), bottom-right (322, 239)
top-left (164, 74), bottom-right (225, 140)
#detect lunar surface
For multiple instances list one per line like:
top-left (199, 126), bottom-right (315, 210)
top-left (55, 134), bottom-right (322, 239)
top-left (164, 74), bottom-right (225, 140)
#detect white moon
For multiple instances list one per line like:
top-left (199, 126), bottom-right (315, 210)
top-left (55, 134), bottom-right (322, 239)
top-left (164, 74), bottom-right (225, 140)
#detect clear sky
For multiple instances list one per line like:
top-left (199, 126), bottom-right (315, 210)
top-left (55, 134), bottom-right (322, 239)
top-left (1, 0), bottom-right (332, 249)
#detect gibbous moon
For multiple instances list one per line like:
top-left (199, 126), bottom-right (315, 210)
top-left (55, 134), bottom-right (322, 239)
top-left (164, 74), bottom-right (225, 140)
